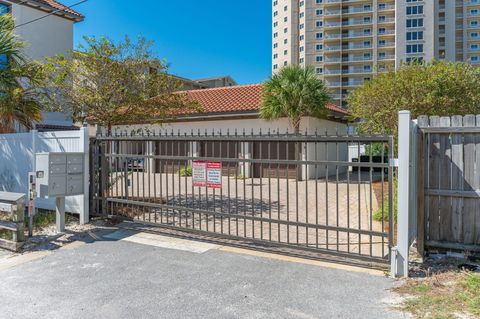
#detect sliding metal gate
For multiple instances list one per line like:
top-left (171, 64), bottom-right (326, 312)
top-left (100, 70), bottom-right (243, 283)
top-left (91, 130), bottom-right (394, 265)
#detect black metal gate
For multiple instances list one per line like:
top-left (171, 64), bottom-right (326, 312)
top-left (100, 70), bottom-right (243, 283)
top-left (91, 130), bottom-right (394, 266)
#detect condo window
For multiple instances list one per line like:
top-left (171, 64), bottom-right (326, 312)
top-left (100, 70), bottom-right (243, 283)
top-left (284, 5), bottom-right (288, 11)
top-left (406, 5), bottom-right (424, 15)
top-left (316, 56), bottom-right (323, 62)
top-left (273, 0), bottom-right (278, 6)
top-left (472, 56), bottom-right (479, 62)
top-left (406, 44), bottom-right (424, 53)
top-left (316, 44), bottom-right (323, 51)
top-left (316, 33), bottom-right (323, 39)
top-left (316, 21), bottom-right (323, 28)
top-left (406, 31), bottom-right (424, 40)
top-left (316, 68), bottom-right (323, 74)
top-left (316, 0), bottom-right (322, 4)
top-left (406, 18), bottom-right (424, 28)
top-left (316, 9), bottom-right (323, 16)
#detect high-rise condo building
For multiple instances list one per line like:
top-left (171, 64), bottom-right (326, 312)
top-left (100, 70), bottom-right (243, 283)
top-left (272, 0), bottom-right (480, 107)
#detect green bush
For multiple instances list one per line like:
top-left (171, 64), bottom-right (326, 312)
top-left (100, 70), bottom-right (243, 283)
top-left (177, 166), bottom-right (192, 177)
top-left (373, 179), bottom-right (397, 223)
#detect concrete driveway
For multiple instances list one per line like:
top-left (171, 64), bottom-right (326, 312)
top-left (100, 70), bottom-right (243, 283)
top-left (0, 227), bottom-right (407, 319)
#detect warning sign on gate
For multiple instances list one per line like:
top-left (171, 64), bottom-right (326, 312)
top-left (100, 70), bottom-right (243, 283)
top-left (207, 162), bottom-right (222, 189)
top-left (192, 161), bottom-right (207, 187)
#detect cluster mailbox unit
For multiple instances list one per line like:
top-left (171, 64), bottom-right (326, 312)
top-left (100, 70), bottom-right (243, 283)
top-left (35, 152), bottom-right (85, 232)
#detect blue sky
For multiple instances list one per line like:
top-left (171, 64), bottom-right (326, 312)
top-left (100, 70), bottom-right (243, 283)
top-left (67, 0), bottom-right (272, 85)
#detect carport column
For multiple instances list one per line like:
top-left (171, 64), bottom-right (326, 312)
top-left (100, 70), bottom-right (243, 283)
top-left (301, 142), bottom-right (307, 181)
top-left (190, 141), bottom-right (200, 164)
top-left (392, 110), bottom-right (411, 278)
top-left (147, 141), bottom-right (156, 173)
top-left (240, 142), bottom-right (251, 178)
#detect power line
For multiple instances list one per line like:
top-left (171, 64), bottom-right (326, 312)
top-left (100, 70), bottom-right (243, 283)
top-left (14, 0), bottom-right (87, 29)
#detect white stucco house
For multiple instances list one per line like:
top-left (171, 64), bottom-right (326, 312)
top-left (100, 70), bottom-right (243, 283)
top-left (113, 84), bottom-right (350, 180)
top-left (2, 0), bottom-right (84, 131)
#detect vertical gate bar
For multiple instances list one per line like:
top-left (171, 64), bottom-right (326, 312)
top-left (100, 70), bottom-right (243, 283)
top-left (190, 139), bottom-right (195, 229)
top-left (260, 139), bottom-right (264, 240)
top-left (213, 139), bottom-right (216, 233)
top-left (235, 139), bottom-right (239, 237)
top-left (148, 141), bottom-right (152, 223)
top-left (325, 139), bottom-right (329, 251)
top-left (219, 139), bottom-right (223, 234)
top-left (165, 140), bottom-right (169, 226)
top-left (205, 139), bottom-right (209, 232)
top-left (142, 140), bottom-right (146, 222)
top-left (358, 140), bottom-right (361, 255)
top-left (178, 135), bottom-right (182, 228)
top-left (227, 139), bottom-right (231, 235)
top-left (305, 138), bottom-right (309, 247)
top-left (171, 139), bottom-right (176, 227)
top-left (277, 139), bottom-right (281, 243)
top-left (286, 140), bottom-right (290, 244)
top-left (243, 139), bottom-right (246, 238)
top-left (388, 135), bottom-right (394, 252)
top-left (153, 139), bottom-right (158, 224)
top-left (381, 141), bottom-right (385, 257)
top-left (296, 139), bottom-right (299, 245)
top-left (251, 140), bottom-right (255, 240)
top-left (347, 137), bottom-right (351, 254)
top-left (184, 138), bottom-right (188, 228)
top-left (268, 135), bottom-right (272, 241)
top-left (160, 139), bottom-right (164, 225)
top-left (108, 139), bottom-right (113, 217)
top-left (336, 133), bottom-right (339, 252)
top-left (369, 141), bottom-right (373, 257)
top-left (315, 138), bottom-right (319, 249)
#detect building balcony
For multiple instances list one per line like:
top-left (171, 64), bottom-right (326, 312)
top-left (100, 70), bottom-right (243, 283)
top-left (326, 79), bottom-right (366, 87)
top-left (377, 17), bottom-right (395, 24)
top-left (378, 41), bottom-right (396, 48)
top-left (378, 54), bottom-right (395, 60)
top-left (342, 7), bottom-right (374, 15)
top-left (378, 4), bottom-right (395, 11)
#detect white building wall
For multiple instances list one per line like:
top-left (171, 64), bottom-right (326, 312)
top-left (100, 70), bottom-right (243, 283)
top-left (113, 116), bottom-right (348, 180)
top-left (8, 1), bottom-right (75, 61)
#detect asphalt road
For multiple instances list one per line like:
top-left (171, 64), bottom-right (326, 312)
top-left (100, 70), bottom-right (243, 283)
top-left (0, 230), bottom-right (408, 319)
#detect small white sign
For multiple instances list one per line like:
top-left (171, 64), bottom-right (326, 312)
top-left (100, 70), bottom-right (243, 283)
top-left (192, 161), bottom-right (207, 187)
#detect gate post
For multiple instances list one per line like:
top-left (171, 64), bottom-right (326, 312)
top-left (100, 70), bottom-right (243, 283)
top-left (392, 110), bottom-right (411, 277)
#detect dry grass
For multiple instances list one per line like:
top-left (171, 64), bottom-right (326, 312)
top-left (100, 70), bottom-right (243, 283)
top-left (394, 271), bottom-right (480, 319)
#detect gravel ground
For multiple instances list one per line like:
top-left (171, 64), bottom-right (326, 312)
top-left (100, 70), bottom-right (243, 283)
top-left (106, 171), bottom-right (390, 259)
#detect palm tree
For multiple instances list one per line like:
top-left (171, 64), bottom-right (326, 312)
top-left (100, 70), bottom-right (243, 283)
top-left (261, 65), bottom-right (331, 180)
top-left (260, 65), bottom-right (331, 134)
top-left (0, 14), bottom-right (43, 133)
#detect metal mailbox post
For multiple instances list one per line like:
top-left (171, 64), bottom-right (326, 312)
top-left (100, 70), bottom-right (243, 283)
top-left (35, 152), bottom-right (85, 233)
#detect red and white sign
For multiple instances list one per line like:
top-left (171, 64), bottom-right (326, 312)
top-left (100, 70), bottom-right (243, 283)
top-left (192, 161), bottom-right (207, 187)
top-left (207, 162), bottom-right (222, 189)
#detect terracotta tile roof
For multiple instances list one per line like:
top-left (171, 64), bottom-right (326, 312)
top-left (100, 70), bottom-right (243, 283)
top-left (177, 83), bottom-right (349, 116)
top-left (33, 0), bottom-right (84, 18)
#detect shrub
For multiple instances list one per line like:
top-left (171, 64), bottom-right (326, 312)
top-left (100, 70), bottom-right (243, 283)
top-left (177, 165), bottom-right (192, 177)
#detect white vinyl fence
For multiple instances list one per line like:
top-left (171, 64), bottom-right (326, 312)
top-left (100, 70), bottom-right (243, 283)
top-left (0, 128), bottom-right (89, 223)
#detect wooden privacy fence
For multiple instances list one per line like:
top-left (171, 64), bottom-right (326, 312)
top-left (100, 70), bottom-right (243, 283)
top-left (416, 115), bottom-right (480, 255)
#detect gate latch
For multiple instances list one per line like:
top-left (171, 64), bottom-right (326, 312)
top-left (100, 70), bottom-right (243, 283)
top-left (389, 158), bottom-right (399, 167)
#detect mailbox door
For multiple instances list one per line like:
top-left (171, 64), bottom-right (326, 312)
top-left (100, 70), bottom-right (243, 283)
top-left (50, 164), bottom-right (66, 175)
top-left (67, 175), bottom-right (83, 195)
top-left (48, 175), bottom-right (66, 196)
top-left (67, 154), bottom-right (83, 165)
top-left (49, 154), bottom-right (66, 165)
top-left (67, 164), bottom-right (83, 174)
